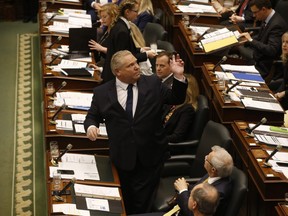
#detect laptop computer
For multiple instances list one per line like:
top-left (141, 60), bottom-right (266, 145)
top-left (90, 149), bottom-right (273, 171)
top-left (67, 27), bottom-right (97, 59)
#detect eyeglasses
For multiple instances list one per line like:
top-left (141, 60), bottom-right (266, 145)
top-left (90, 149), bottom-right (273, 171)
top-left (205, 155), bottom-right (214, 168)
top-left (251, 10), bottom-right (260, 14)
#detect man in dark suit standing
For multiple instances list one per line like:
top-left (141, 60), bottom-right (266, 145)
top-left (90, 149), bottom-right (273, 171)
top-left (84, 50), bottom-right (187, 214)
top-left (237, 0), bottom-right (288, 81)
top-left (173, 145), bottom-right (233, 216)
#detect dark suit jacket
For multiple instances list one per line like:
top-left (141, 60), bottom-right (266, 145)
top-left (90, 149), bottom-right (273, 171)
top-left (275, 64), bottom-right (288, 110)
top-left (164, 104), bottom-right (195, 143)
top-left (134, 11), bottom-right (154, 32)
top-left (102, 18), bottom-right (148, 82)
top-left (84, 75), bottom-right (187, 170)
top-left (249, 12), bottom-right (288, 77)
top-left (176, 174), bottom-right (232, 216)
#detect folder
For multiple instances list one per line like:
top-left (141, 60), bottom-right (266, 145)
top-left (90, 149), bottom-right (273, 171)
top-left (61, 68), bottom-right (92, 77)
top-left (232, 72), bottom-right (264, 82)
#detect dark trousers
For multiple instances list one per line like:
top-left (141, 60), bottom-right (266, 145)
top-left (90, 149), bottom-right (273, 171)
top-left (116, 159), bottom-right (164, 214)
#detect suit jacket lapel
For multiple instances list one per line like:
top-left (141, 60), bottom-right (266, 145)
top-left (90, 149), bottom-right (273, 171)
top-left (134, 77), bottom-right (147, 119)
top-left (107, 80), bottom-right (126, 113)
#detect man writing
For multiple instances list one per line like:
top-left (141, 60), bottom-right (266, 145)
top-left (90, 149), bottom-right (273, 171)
top-left (174, 145), bottom-right (233, 216)
top-left (84, 50), bottom-right (187, 214)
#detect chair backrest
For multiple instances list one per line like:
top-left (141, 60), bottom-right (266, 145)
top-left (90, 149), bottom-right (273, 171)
top-left (143, 22), bottom-right (167, 46)
top-left (190, 120), bottom-right (232, 178)
top-left (187, 95), bottom-right (209, 141)
top-left (224, 167), bottom-right (248, 216)
top-left (153, 8), bottom-right (163, 24)
top-left (156, 40), bottom-right (175, 53)
top-left (275, 0), bottom-right (288, 25)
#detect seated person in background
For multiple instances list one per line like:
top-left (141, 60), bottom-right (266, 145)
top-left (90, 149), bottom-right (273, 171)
top-left (273, 32), bottom-right (288, 110)
top-left (220, 0), bottom-right (254, 31)
top-left (212, 0), bottom-right (239, 17)
top-left (156, 51), bottom-right (175, 88)
top-left (188, 183), bottom-right (220, 216)
top-left (174, 145), bottom-right (233, 216)
top-left (234, 0), bottom-right (288, 81)
top-left (86, 0), bottom-right (118, 24)
top-left (134, 0), bottom-right (154, 32)
top-left (164, 74), bottom-right (199, 144)
top-left (88, 3), bottom-right (119, 68)
top-left (102, 0), bottom-right (156, 82)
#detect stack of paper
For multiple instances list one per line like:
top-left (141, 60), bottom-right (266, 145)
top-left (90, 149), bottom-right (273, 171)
top-left (54, 91), bottom-right (93, 110)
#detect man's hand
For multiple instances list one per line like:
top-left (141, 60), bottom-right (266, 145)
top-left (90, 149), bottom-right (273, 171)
top-left (239, 32), bottom-right (252, 41)
top-left (275, 91), bottom-right (285, 100)
top-left (174, 177), bottom-right (189, 192)
top-left (170, 54), bottom-right (185, 80)
top-left (87, 126), bottom-right (100, 141)
top-left (229, 14), bottom-right (243, 24)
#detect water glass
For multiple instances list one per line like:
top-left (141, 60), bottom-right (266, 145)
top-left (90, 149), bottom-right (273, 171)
top-left (50, 141), bottom-right (59, 159)
top-left (182, 14), bottom-right (190, 27)
top-left (53, 171), bottom-right (61, 190)
top-left (216, 74), bottom-right (226, 91)
top-left (46, 82), bottom-right (55, 95)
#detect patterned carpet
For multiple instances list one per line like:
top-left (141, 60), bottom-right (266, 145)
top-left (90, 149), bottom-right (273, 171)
top-left (11, 33), bottom-right (46, 215)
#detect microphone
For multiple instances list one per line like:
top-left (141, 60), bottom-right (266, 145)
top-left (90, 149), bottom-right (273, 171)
top-left (212, 56), bottom-right (227, 73)
top-left (44, 0), bottom-right (55, 12)
top-left (224, 80), bottom-right (242, 94)
top-left (51, 144), bottom-right (73, 166)
top-left (48, 54), bottom-right (63, 66)
top-left (190, 13), bottom-right (200, 26)
top-left (50, 81), bottom-right (67, 99)
top-left (263, 144), bottom-right (282, 167)
top-left (55, 177), bottom-right (76, 201)
top-left (245, 117), bottom-right (267, 136)
top-left (49, 103), bottom-right (67, 124)
top-left (48, 36), bottom-right (62, 49)
top-left (45, 13), bottom-right (57, 25)
top-left (196, 30), bottom-right (209, 43)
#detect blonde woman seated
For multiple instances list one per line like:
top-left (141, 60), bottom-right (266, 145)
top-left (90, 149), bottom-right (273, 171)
top-left (88, 3), bottom-right (118, 67)
top-left (164, 74), bottom-right (199, 144)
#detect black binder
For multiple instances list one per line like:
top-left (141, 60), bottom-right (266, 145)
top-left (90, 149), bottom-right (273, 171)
top-left (61, 68), bottom-right (92, 77)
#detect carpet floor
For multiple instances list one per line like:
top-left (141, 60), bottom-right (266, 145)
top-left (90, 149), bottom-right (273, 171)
top-left (0, 21), bottom-right (46, 216)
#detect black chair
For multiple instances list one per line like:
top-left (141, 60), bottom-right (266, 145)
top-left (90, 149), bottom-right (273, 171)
top-left (152, 120), bottom-right (233, 212)
top-left (275, 0), bottom-right (288, 25)
top-left (143, 22), bottom-right (167, 46)
top-left (224, 167), bottom-right (248, 216)
top-left (156, 40), bottom-right (175, 53)
top-left (153, 8), bottom-right (163, 24)
top-left (165, 95), bottom-right (209, 163)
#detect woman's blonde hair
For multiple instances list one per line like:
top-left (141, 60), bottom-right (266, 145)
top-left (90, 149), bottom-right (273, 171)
top-left (98, 3), bottom-right (119, 30)
top-left (177, 73), bottom-right (199, 110)
top-left (138, 0), bottom-right (154, 15)
top-left (281, 31), bottom-right (288, 65)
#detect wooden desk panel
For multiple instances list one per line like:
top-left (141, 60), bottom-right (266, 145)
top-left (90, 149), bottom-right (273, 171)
top-left (231, 121), bottom-right (288, 216)
top-left (47, 153), bottom-right (125, 215)
top-left (275, 203), bottom-right (288, 216)
top-left (201, 63), bottom-right (284, 125)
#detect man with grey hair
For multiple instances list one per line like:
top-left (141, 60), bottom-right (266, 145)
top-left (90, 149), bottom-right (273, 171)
top-left (174, 145), bottom-right (233, 216)
top-left (188, 183), bottom-right (220, 216)
top-left (84, 50), bottom-right (187, 214)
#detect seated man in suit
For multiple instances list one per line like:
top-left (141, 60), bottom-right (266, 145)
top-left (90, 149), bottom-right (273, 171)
top-left (188, 183), bottom-right (220, 216)
top-left (235, 0), bottom-right (288, 81)
top-left (173, 145), bottom-right (233, 216)
top-left (156, 51), bottom-right (174, 89)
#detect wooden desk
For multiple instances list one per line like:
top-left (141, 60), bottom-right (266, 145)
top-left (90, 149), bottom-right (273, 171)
top-left (275, 203), bottom-right (288, 216)
top-left (159, 0), bottom-right (220, 47)
top-left (47, 153), bottom-right (126, 215)
top-left (44, 109), bottom-right (109, 153)
top-left (201, 63), bottom-right (284, 125)
top-left (231, 121), bottom-right (288, 216)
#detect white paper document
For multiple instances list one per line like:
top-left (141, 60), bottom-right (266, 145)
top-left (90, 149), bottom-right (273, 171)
top-left (254, 134), bottom-right (288, 147)
top-left (56, 120), bottom-right (73, 131)
top-left (54, 91), bottom-right (93, 110)
top-left (74, 123), bottom-right (86, 133)
top-left (74, 183), bottom-right (121, 200)
top-left (52, 203), bottom-right (90, 216)
top-left (86, 197), bottom-right (109, 211)
top-left (241, 97), bottom-right (284, 112)
top-left (221, 64), bottom-right (259, 73)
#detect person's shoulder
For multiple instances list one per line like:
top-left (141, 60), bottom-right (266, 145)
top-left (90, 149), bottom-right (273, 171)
top-left (93, 80), bottom-right (115, 93)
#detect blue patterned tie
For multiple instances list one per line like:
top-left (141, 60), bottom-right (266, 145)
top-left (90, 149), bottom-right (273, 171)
top-left (126, 84), bottom-right (133, 119)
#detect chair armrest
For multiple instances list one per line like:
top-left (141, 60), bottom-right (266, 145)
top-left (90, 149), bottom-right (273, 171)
top-left (168, 140), bottom-right (199, 147)
top-left (169, 155), bottom-right (195, 161)
top-left (185, 177), bottom-right (201, 184)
